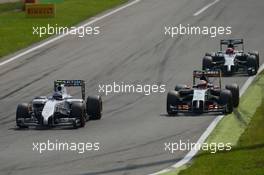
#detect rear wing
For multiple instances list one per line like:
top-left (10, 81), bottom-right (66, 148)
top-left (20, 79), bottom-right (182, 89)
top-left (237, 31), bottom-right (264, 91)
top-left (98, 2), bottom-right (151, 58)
top-left (193, 70), bottom-right (222, 88)
top-left (220, 39), bottom-right (244, 51)
top-left (54, 80), bottom-right (85, 100)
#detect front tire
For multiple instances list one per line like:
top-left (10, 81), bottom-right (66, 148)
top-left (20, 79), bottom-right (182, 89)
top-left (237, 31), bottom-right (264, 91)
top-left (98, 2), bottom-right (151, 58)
top-left (226, 84), bottom-right (239, 108)
top-left (70, 102), bottom-right (85, 128)
top-left (249, 51), bottom-right (259, 69)
top-left (167, 91), bottom-right (180, 116)
top-left (16, 103), bottom-right (30, 128)
top-left (219, 90), bottom-right (233, 114)
top-left (247, 55), bottom-right (258, 76)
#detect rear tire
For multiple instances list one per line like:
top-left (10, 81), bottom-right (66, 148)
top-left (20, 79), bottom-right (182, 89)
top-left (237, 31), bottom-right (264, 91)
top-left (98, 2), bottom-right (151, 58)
top-left (219, 90), bottom-right (233, 114)
top-left (226, 84), bottom-right (239, 108)
top-left (86, 96), bottom-right (102, 120)
top-left (16, 103), bottom-right (30, 128)
top-left (202, 56), bottom-right (213, 70)
top-left (174, 84), bottom-right (187, 91)
top-left (167, 91), bottom-right (180, 116)
top-left (205, 53), bottom-right (212, 56)
top-left (70, 103), bottom-right (85, 128)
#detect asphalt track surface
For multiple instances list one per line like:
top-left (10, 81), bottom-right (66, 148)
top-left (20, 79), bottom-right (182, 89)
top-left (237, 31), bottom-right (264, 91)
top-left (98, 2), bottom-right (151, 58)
top-left (0, 0), bottom-right (263, 175)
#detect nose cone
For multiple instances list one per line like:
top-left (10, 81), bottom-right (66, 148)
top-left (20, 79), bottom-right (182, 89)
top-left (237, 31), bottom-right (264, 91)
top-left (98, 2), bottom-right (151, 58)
top-left (42, 100), bottom-right (57, 125)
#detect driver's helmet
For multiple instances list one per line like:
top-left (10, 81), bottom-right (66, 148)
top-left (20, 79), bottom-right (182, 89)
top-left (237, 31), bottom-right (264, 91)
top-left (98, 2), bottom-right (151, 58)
top-left (56, 85), bottom-right (63, 93)
top-left (53, 92), bottom-right (63, 100)
top-left (200, 74), bottom-right (208, 82)
top-left (228, 43), bottom-right (234, 49)
top-left (197, 80), bottom-right (208, 89)
top-left (226, 47), bottom-right (234, 54)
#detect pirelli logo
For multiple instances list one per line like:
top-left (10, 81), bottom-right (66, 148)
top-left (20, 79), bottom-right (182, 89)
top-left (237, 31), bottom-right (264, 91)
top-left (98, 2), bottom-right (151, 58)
top-left (26, 4), bottom-right (55, 18)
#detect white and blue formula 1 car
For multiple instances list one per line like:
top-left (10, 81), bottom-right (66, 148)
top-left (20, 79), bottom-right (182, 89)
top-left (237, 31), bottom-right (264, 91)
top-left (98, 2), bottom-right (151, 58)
top-left (16, 80), bottom-right (102, 129)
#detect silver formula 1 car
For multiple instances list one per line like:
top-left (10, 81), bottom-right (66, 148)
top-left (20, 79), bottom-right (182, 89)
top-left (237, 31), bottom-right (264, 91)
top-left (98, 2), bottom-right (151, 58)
top-left (167, 70), bottom-right (239, 115)
top-left (16, 80), bottom-right (102, 129)
top-left (203, 39), bottom-right (260, 76)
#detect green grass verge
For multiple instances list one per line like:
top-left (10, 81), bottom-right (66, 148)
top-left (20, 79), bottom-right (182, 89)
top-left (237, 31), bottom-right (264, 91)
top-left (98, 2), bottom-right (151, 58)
top-left (0, 2), bottom-right (22, 13)
top-left (163, 71), bottom-right (264, 175)
top-left (0, 0), bottom-right (127, 58)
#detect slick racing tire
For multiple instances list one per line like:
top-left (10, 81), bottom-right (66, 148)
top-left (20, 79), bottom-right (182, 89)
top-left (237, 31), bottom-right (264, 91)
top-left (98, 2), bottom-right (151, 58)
top-left (71, 102), bottom-right (86, 128)
top-left (226, 84), bottom-right (240, 108)
top-left (202, 56), bottom-right (213, 70)
top-left (249, 51), bottom-right (260, 69)
top-left (247, 55), bottom-right (258, 76)
top-left (219, 90), bottom-right (233, 114)
top-left (86, 96), bottom-right (102, 120)
top-left (167, 91), bottom-right (180, 116)
top-left (174, 84), bottom-right (187, 91)
top-left (205, 52), bottom-right (212, 56)
top-left (16, 103), bottom-right (30, 128)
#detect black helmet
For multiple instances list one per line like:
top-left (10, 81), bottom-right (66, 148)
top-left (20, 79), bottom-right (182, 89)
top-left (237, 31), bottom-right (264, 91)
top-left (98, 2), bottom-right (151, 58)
top-left (56, 85), bottom-right (63, 92)
top-left (228, 43), bottom-right (234, 49)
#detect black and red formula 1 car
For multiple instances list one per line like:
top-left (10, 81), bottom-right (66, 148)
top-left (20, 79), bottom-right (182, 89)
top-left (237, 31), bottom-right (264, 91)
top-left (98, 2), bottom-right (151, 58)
top-left (167, 70), bottom-right (239, 115)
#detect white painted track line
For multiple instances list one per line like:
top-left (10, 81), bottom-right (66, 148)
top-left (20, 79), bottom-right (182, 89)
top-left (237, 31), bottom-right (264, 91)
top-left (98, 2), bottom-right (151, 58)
top-left (193, 0), bottom-right (220, 16)
top-left (0, 0), bottom-right (141, 67)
